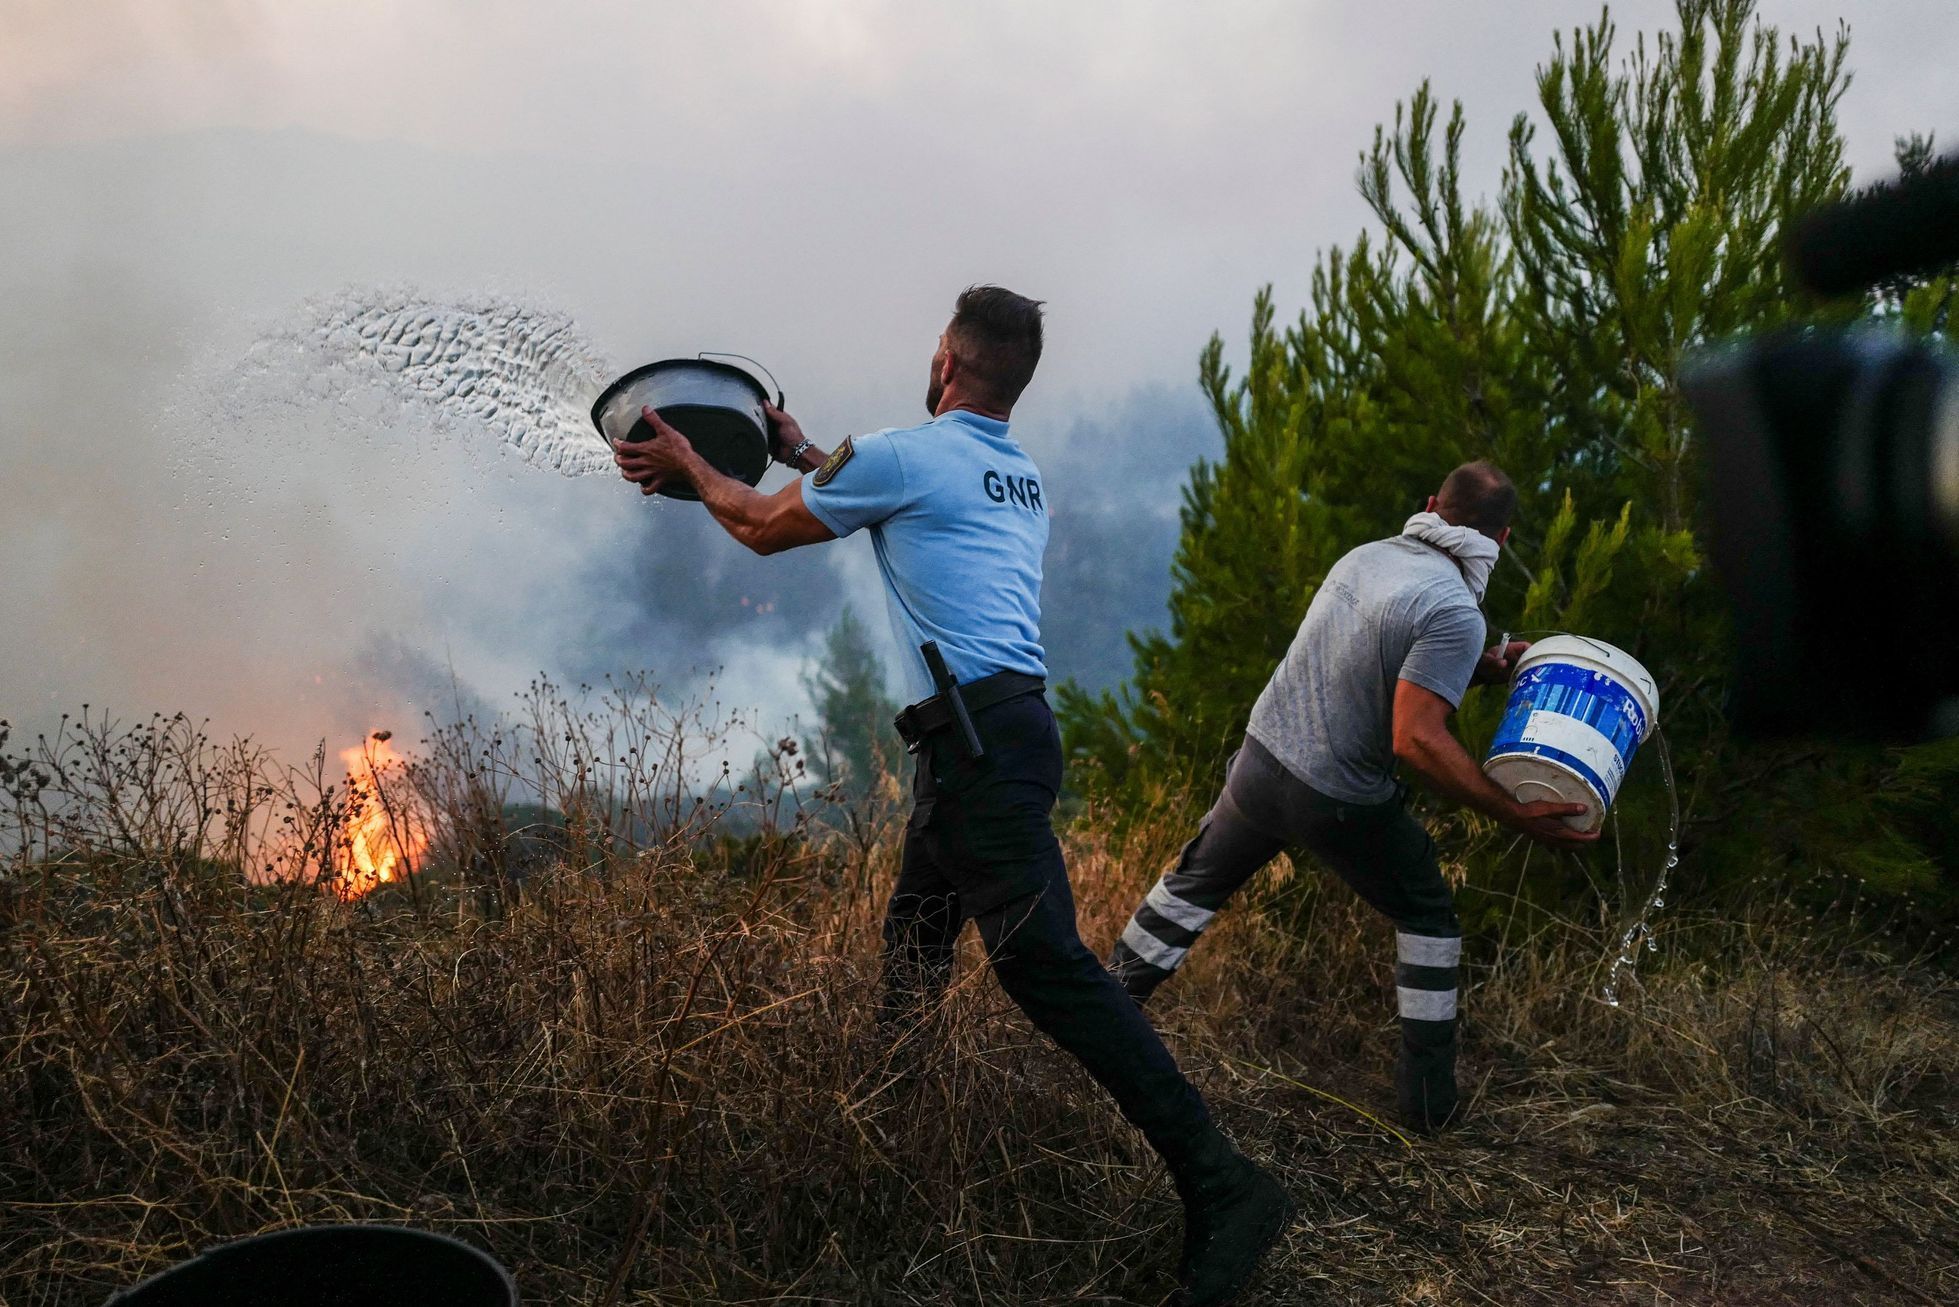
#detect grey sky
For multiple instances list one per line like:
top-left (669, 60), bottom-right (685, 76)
top-left (2, 1), bottom-right (1951, 763)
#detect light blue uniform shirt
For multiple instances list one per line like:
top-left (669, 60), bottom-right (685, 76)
top-left (800, 409), bottom-right (1049, 702)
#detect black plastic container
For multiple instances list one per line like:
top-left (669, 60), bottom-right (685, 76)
top-left (591, 355), bottom-right (781, 501)
top-left (107, 1225), bottom-right (517, 1307)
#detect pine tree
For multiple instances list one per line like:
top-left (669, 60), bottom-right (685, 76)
top-left (1062, 2), bottom-right (1959, 924)
top-left (802, 606), bottom-right (898, 801)
top-left (1873, 132), bottom-right (1956, 333)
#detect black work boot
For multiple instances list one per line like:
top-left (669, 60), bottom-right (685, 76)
top-left (1395, 1017), bottom-right (1461, 1134)
top-left (1169, 1133), bottom-right (1292, 1306)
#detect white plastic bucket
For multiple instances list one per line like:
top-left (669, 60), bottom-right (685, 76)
top-left (1482, 635), bottom-right (1660, 833)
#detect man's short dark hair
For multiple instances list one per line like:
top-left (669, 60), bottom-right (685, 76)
top-left (948, 285), bottom-right (1045, 406)
top-left (1436, 460), bottom-right (1518, 537)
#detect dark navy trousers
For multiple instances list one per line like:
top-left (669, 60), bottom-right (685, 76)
top-left (879, 690), bottom-right (1217, 1165)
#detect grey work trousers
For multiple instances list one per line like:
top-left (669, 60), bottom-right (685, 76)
top-left (1108, 734), bottom-right (1462, 1029)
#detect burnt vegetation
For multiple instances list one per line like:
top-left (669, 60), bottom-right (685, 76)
top-left (3, 692), bottom-right (1956, 1306)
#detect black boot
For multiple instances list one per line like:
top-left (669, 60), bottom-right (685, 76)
top-left (1169, 1132), bottom-right (1292, 1306)
top-left (1395, 1017), bottom-right (1461, 1134)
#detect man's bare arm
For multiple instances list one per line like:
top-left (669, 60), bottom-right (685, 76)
top-left (1391, 678), bottom-right (1598, 848)
top-left (612, 408), bottom-right (836, 556)
top-left (695, 470), bottom-right (835, 555)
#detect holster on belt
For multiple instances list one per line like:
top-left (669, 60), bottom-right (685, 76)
top-left (893, 650), bottom-right (1043, 761)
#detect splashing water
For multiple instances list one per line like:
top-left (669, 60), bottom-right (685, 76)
top-left (224, 290), bottom-right (617, 476)
top-left (1602, 727), bottom-right (1679, 1006)
top-left (1494, 628), bottom-right (1681, 1007)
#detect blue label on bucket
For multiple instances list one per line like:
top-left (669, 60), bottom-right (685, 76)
top-left (1487, 662), bottom-right (1648, 806)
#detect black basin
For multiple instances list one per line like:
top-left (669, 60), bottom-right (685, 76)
top-left (107, 1225), bottom-right (517, 1307)
top-left (592, 356), bottom-right (779, 501)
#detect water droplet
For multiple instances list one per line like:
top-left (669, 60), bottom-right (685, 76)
top-left (1601, 727), bottom-right (1679, 1005)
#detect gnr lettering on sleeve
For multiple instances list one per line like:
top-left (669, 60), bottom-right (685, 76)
top-left (982, 469), bottom-right (1045, 514)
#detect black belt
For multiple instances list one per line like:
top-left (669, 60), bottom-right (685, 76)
top-left (894, 671), bottom-right (1045, 753)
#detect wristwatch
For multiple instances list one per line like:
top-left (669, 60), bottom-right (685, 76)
top-left (782, 438), bottom-right (814, 467)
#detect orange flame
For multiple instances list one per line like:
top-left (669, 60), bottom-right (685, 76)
top-left (331, 733), bottom-right (424, 900)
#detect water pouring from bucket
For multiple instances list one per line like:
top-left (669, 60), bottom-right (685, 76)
top-left (228, 293), bottom-right (792, 496)
top-left (226, 292), bottom-right (617, 477)
top-left (1481, 635), bottom-right (1660, 833)
top-left (1480, 634), bottom-right (1677, 1004)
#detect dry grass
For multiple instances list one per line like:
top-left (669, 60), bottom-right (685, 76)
top-left (2, 697), bottom-right (1955, 1305)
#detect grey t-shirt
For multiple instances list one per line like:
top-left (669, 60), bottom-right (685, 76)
top-left (1246, 534), bottom-right (1487, 804)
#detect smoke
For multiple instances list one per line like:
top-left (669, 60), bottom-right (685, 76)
top-left (1029, 385), bottom-right (1219, 692)
top-left (0, 123), bottom-right (1208, 771)
top-left (538, 384), bottom-right (1217, 703)
top-left (343, 635), bottom-right (494, 736)
top-left (0, 256), bottom-right (790, 760)
top-left (3, 0), bottom-right (1948, 785)
top-left (0, 252), bottom-right (1206, 765)
top-left (0, 120), bottom-right (1222, 765)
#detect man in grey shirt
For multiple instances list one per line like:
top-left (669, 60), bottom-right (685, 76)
top-left (1109, 461), bottom-right (1598, 1132)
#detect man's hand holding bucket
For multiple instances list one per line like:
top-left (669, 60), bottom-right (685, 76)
top-left (612, 406), bottom-right (703, 496)
top-left (763, 401), bottom-right (827, 473)
top-left (1473, 639), bottom-right (1533, 686)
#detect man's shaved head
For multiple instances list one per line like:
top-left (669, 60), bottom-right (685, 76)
top-left (1435, 460), bottom-right (1517, 538)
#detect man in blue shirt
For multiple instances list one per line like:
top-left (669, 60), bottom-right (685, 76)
top-left (614, 287), bottom-right (1289, 1305)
